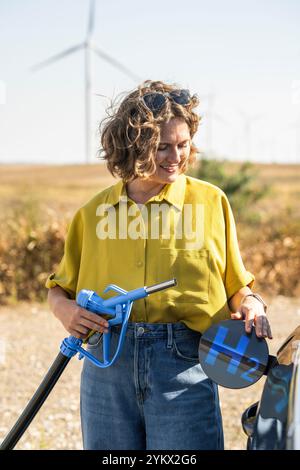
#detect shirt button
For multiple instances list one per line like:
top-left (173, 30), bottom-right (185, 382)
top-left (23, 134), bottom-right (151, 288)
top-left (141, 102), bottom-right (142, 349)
top-left (136, 261), bottom-right (143, 267)
top-left (137, 327), bottom-right (144, 336)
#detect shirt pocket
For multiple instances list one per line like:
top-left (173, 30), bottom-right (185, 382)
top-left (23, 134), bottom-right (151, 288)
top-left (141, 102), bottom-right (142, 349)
top-left (157, 248), bottom-right (211, 304)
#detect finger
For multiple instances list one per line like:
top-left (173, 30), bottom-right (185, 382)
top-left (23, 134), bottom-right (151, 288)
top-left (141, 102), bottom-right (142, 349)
top-left (253, 314), bottom-right (264, 337)
top-left (255, 316), bottom-right (272, 339)
top-left (69, 327), bottom-right (88, 339)
top-left (80, 317), bottom-right (109, 333)
top-left (81, 309), bottom-right (109, 328)
top-left (76, 324), bottom-right (90, 336)
top-left (267, 321), bottom-right (273, 339)
top-left (245, 319), bottom-right (254, 334)
top-left (231, 312), bottom-right (243, 320)
top-left (245, 310), bottom-right (255, 333)
top-left (261, 316), bottom-right (270, 338)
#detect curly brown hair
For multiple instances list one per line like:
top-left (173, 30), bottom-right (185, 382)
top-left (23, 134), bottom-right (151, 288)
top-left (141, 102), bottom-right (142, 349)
top-left (98, 80), bottom-right (201, 182)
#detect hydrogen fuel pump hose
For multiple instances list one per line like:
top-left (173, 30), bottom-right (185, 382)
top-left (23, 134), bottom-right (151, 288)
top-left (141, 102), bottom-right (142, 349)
top-left (0, 352), bottom-right (70, 450)
top-left (0, 278), bottom-right (176, 450)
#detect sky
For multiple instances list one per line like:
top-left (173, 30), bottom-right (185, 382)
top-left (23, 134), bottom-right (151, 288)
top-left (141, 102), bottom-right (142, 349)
top-left (0, 0), bottom-right (300, 165)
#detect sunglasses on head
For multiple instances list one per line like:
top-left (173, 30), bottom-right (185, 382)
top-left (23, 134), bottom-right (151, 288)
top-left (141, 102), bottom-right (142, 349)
top-left (140, 89), bottom-right (192, 114)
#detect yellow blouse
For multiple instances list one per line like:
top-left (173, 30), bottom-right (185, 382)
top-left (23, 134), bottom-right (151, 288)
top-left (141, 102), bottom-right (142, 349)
top-left (46, 174), bottom-right (255, 333)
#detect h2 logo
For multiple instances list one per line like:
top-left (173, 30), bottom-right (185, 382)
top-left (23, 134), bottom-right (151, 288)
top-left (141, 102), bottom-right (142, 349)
top-left (198, 320), bottom-right (269, 389)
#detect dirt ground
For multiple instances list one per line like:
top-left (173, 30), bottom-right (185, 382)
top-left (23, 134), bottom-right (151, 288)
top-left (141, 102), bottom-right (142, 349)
top-left (1, 295), bottom-right (300, 450)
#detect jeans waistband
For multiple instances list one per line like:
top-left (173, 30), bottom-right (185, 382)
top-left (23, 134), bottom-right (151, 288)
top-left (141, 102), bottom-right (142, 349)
top-left (111, 322), bottom-right (202, 340)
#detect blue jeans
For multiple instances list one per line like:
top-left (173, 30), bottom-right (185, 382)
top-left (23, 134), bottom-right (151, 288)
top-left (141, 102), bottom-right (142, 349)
top-left (80, 322), bottom-right (224, 450)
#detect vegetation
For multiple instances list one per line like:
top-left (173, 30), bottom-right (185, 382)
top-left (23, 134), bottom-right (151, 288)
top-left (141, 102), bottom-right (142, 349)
top-left (188, 158), bottom-right (270, 222)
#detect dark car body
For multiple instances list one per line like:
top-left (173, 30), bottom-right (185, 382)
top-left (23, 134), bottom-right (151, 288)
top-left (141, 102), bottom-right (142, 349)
top-left (241, 326), bottom-right (300, 450)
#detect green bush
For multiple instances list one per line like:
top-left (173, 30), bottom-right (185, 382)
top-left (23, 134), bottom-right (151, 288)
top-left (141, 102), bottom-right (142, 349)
top-left (188, 158), bottom-right (270, 222)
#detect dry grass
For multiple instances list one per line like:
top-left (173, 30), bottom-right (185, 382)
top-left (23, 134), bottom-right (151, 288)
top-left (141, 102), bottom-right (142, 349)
top-left (0, 163), bottom-right (115, 217)
top-left (0, 161), bottom-right (299, 216)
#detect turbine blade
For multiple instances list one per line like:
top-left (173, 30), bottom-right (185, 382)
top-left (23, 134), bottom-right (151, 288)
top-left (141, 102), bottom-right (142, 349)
top-left (92, 44), bottom-right (142, 82)
top-left (30, 43), bottom-right (84, 72)
top-left (87, 0), bottom-right (96, 37)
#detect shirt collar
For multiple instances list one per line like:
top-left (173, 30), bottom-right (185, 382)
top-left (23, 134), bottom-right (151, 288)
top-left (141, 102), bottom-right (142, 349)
top-left (106, 174), bottom-right (186, 211)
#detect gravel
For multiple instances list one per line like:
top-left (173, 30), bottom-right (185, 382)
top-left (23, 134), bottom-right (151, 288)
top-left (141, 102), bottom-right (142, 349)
top-left (1, 296), bottom-right (299, 450)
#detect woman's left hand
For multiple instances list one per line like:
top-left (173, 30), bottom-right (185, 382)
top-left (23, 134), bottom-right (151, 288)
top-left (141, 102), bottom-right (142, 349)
top-left (231, 296), bottom-right (273, 339)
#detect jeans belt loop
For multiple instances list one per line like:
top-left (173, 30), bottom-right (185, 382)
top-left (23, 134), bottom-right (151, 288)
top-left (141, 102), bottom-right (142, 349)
top-left (167, 324), bottom-right (173, 349)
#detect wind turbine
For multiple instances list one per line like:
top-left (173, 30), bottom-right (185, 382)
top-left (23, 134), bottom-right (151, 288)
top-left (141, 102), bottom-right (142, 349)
top-left (200, 92), bottom-right (229, 157)
top-left (31, 0), bottom-right (142, 164)
top-left (236, 109), bottom-right (265, 162)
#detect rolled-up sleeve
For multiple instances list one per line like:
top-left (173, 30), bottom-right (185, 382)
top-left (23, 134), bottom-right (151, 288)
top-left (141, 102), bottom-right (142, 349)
top-left (45, 210), bottom-right (83, 299)
top-left (221, 192), bottom-right (255, 299)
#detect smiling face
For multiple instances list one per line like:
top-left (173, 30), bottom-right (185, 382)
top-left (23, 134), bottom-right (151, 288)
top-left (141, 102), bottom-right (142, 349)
top-left (126, 117), bottom-right (192, 202)
top-left (152, 117), bottom-right (191, 185)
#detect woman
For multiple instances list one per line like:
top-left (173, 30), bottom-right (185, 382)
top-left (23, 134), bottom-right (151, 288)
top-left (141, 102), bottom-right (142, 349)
top-left (46, 80), bottom-right (272, 450)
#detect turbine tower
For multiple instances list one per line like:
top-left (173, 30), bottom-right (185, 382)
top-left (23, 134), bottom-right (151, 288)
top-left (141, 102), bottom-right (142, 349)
top-left (31, 0), bottom-right (142, 164)
top-left (200, 92), bottom-right (229, 157)
top-left (237, 109), bottom-right (265, 161)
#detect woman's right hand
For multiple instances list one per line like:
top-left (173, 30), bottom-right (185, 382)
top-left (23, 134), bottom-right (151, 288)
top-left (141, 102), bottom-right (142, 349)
top-left (51, 293), bottom-right (109, 339)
